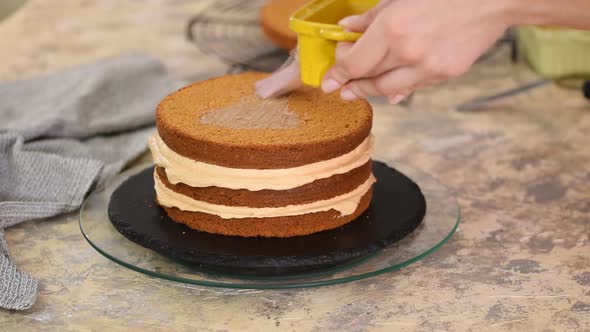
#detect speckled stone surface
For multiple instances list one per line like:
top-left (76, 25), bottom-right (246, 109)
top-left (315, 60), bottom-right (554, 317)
top-left (0, 1), bottom-right (589, 331)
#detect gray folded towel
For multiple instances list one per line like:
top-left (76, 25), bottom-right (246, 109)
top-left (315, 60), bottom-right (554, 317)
top-left (0, 54), bottom-right (182, 310)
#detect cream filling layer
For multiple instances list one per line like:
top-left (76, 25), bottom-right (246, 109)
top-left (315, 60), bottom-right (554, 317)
top-left (148, 133), bottom-right (374, 191)
top-left (154, 171), bottom-right (376, 219)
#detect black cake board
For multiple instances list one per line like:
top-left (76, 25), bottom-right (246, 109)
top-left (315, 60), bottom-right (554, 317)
top-left (108, 161), bottom-right (426, 276)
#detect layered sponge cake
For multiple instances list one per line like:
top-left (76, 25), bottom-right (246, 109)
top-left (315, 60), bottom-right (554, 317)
top-left (148, 72), bottom-right (374, 237)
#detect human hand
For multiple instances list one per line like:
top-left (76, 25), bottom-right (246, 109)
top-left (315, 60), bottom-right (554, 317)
top-left (323, 0), bottom-right (512, 103)
top-left (254, 1), bottom-right (391, 99)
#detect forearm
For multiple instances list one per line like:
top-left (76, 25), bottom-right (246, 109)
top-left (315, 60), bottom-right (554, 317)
top-left (506, 0), bottom-right (590, 29)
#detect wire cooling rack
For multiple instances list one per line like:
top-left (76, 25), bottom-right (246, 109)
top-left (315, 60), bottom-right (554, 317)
top-left (186, 0), bottom-right (289, 73)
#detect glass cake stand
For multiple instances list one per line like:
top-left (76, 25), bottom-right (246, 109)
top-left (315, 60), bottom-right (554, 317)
top-left (79, 161), bottom-right (459, 289)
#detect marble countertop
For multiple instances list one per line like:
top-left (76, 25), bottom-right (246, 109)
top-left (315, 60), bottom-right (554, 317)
top-left (0, 1), bottom-right (588, 331)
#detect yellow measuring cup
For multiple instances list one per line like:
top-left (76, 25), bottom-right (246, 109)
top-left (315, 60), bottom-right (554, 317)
top-left (289, 0), bottom-right (379, 87)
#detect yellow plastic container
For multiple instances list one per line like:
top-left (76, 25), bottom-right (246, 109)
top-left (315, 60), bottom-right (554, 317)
top-left (517, 26), bottom-right (590, 79)
top-left (290, 0), bottom-right (378, 87)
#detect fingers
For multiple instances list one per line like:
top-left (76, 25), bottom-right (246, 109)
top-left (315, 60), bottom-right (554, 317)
top-left (338, 0), bottom-right (392, 32)
top-left (339, 66), bottom-right (425, 102)
top-left (321, 42), bottom-right (355, 92)
top-left (388, 91), bottom-right (411, 105)
top-left (334, 42), bottom-right (353, 63)
top-left (322, 20), bottom-right (390, 93)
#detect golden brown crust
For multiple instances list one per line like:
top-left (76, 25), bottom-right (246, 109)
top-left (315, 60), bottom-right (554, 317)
top-left (156, 161), bottom-right (372, 207)
top-left (259, 0), bottom-right (309, 50)
top-left (159, 189), bottom-right (372, 237)
top-left (156, 72), bottom-right (373, 169)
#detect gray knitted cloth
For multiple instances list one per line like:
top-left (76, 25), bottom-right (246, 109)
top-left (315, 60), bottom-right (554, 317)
top-left (0, 54), bottom-right (181, 310)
